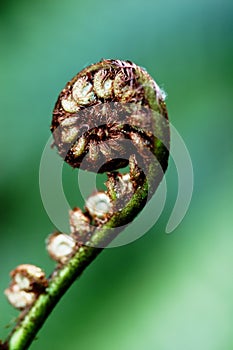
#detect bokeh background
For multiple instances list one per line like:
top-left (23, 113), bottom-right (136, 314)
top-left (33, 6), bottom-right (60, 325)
top-left (0, 0), bottom-right (233, 349)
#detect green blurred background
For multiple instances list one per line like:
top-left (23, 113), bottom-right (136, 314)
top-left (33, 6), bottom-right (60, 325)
top-left (0, 0), bottom-right (233, 349)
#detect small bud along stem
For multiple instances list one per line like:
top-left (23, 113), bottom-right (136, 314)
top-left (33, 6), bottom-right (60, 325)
top-left (1, 59), bottom-right (169, 350)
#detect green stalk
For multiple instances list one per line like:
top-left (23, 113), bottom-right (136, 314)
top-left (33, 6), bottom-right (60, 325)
top-left (5, 179), bottom-right (149, 350)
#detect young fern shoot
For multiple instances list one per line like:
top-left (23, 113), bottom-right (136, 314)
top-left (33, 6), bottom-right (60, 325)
top-left (1, 59), bottom-right (170, 350)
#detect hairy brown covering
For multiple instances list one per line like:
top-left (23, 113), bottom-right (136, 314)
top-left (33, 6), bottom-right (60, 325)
top-left (51, 59), bottom-right (169, 173)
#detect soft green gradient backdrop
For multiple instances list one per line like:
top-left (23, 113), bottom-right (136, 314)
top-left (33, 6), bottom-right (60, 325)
top-left (0, 0), bottom-right (233, 349)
